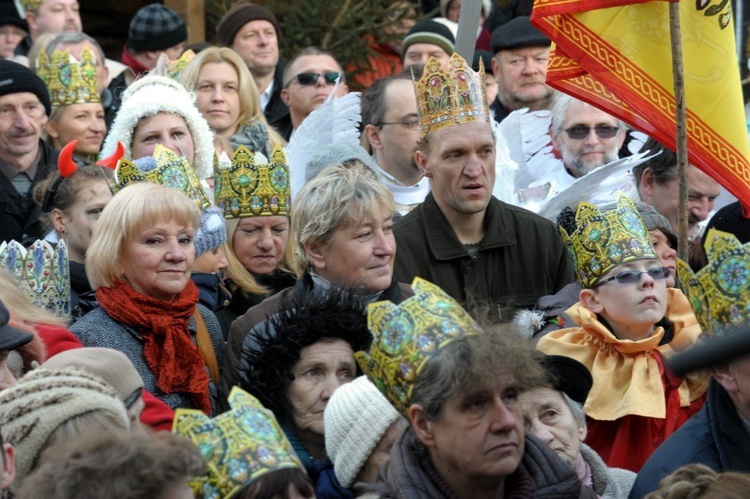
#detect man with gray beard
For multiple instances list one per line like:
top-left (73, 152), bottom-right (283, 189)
top-left (550, 93), bottom-right (627, 182)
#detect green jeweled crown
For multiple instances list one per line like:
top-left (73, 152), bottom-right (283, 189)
top-left (415, 52), bottom-right (489, 139)
top-left (214, 145), bottom-right (290, 219)
top-left (560, 196), bottom-right (657, 288)
top-left (114, 144), bottom-right (210, 210)
top-left (0, 239), bottom-right (70, 318)
top-left (677, 228), bottom-right (750, 337)
top-left (355, 277), bottom-right (484, 417)
top-left (36, 46), bottom-right (100, 108)
top-left (18, 0), bottom-right (43, 13)
top-left (173, 387), bottom-right (303, 498)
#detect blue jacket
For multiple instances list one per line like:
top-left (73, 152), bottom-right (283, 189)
top-left (629, 379), bottom-right (750, 498)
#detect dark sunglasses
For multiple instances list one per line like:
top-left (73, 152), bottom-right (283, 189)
top-left (292, 72), bottom-right (342, 86)
top-left (594, 266), bottom-right (671, 287)
top-left (564, 125), bottom-right (620, 140)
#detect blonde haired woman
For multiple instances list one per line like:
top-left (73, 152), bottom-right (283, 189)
top-left (181, 46), bottom-right (285, 156)
top-left (70, 183), bottom-right (224, 415)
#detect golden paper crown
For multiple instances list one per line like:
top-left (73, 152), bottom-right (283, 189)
top-left (560, 196), bottom-right (656, 288)
top-left (415, 53), bottom-right (489, 138)
top-left (355, 277), bottom-right (484, 416)
top-left (18, 0), bottom-right (43, 13)
top-left (214, 145), bottom-right (291, 219)
top-left (114, 145), bottom-right (210, 210)
top-left (0, 240), bottom-right (70, 318)
top-left (153, 50), bottom-right (196, 82)
top-left (173, 387), bottom-right (303, 498)
top-left (677, 228), bottom-right (750, 337)
top-left (36, 46), bottom-right (100, 108)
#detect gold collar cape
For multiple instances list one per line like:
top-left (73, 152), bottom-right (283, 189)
top-left (537, 288), bottom-right (708, 421)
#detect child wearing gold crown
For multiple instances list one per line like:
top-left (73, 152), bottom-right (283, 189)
top-left (536, 196), bottom-right (708, 472)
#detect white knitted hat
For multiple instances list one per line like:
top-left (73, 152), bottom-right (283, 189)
top-left (324, 376), bottom-right (401, 488)
top-left (100, 75), bottom-right (214, 180)
top-left (0, 367), bottom-right (130, 486)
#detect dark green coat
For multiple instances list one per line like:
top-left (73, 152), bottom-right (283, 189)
top-left (394, 193), bottom-right (574, 319)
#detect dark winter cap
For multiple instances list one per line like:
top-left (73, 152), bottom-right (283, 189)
top-left (0, 300), bottom-right (33, 352)
top-left (491, 16), bottom-right (550, 53)
top-left (0, 1), bottom-right (27, 32)
top-left (401, 19), bottom-right (455, 58)
top-left (0, 59), bottom-right (51, 115)
top-left (541, 355), bottom-right (592, 405)
top-left (216, 1), bottom-right (281, 47)
top-left (127, 3), bottom-right (187, 52)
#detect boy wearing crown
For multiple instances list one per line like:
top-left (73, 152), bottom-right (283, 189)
top-left (630, 229), bottom-right (750, 496)
top-left (537, 196), bottom-right (708, 472)
top-left (393, 53), bottom-right (573, 317)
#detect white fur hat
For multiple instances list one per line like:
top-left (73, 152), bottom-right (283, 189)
top-left (100, 75), bottom-right (214, 180)
top-left (324, 376), bottom-right (401, 488)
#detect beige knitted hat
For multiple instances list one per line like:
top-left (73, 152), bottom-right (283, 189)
top-left (324, 376), bottom-right (401, 488)
top-left (42, 348), bottom-right (144, 406)
top-left (0, 367), bottom-right (130, 486)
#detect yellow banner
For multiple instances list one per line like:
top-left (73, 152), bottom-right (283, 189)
top-left (532, 0), bottom-right (750, 207)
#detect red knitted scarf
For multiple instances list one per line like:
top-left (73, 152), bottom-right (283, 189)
top-left (96, 279), bottom-right (211, 414)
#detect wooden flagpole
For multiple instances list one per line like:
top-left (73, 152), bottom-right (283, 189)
top-left (670, 1), bottom-right (689, 262)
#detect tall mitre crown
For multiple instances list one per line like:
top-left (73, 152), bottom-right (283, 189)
top-left (677, 228), bottom-right (750, 337)
top-left (173, 387), bottom-right (303, 497)
top-left (214, 145), bottom-right (291, 219)
top-left (355, 277), bottom-right (484, 416)
top-left (0, 240), bottom-right (70, 318)
top-left (559, 196), bottom-right (656, 288)
top-left (36, 46), bottom-right (100, 108)
top-left (113, 144), bottom-right (210, 210)
top-left (415, 52), bottom-right (489, 139)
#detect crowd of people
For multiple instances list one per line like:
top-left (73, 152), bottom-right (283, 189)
top-left (0, 0), bottom-right (748, 497)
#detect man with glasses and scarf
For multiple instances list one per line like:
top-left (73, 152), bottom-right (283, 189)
top-left (278, 47), bottom-right (349, 141)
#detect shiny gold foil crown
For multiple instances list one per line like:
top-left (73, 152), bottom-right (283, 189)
top-left (560, 196), bottom-right (657, 288)
top-left (37, 46), bottom-right (100, 108)
top-left (214, 145), bottom-right (291, 219)
top-left (355, 277), bottom-right (484, 416)
top-left (415, 52), bottom-right (489, 138)
top-left (114, 144), bottom-right (210, 210)
top-left (173, 387), bottom-right (303, 498)
top-left (677, 228), bottom-right (750, 337)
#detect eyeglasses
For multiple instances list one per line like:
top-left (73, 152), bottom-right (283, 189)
top-left (563, 125), bottom-right (620, 140)
top-left (377, 117), bottom-right (420, 130)
top-left (291, 72), bottom-right (342, 86)
top-left (593, 266), bottom-right (671, 287)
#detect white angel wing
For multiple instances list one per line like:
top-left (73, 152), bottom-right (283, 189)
top-left (491, 119), bottom-right (519, 204)
top-left (537, 151), bottom-right (656, 221)
top-left (286, 91), bottom-right (362, 199)
top-left (498, 108), bottom-right (557, 193)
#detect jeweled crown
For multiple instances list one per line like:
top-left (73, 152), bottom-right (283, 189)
top-left (18, 0), bottom-right (43, 13)
top-left (114, 145), bottom-right (210, 210)
top-left (36, 46), bottom-right (100, 108)
top-left (0, 240), bottom-right (70, 318)
top-left (173, 387), bottom-right (303, 498)
top-left (677, 228), bottom-right (750, 337)
top-left (560, 196), bottom-right (657, 288)
top-left (153, 49), bottom-right (195, 82)
top-left (355, 277), bottom-right (484, 416)
top-left (214, 145), bottom-right (291, 219)
top-left (415, 52), bottom-right (489, 138)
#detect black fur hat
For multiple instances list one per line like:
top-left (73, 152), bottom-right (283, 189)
top-left (237, 289), bottom-right (372, 423)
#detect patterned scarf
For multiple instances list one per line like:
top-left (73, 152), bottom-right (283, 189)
top-left (96, 279), bottom-right (211, 414)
